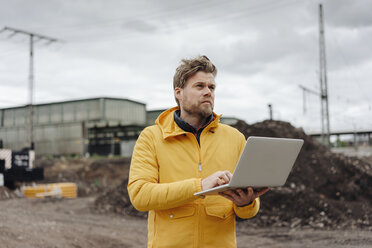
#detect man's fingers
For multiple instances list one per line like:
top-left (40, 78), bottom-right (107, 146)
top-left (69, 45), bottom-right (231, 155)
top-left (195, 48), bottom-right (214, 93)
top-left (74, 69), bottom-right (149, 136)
top-left (217, 178), bottom-right (225, 185)
top-left (236, 188), bottom-right (246, 198)
top-left (256, 187), bottom-right (269, 197)
top-left (218, 171), bottom-right (231, 184)
top-left (247, 187), bottom-right (254, 195)
top-left (219, 192), bottom-right (234, 201)
top-left (219, 191), bottom-right (239, 202)
top-left (220, 187), bottom-right (270, 206)
top-left (225, 171), bottom-right (233, 181)
top-left (202, 171), bottom-right (233, 190)
top-left (222, 190), bottom-right (240, 201)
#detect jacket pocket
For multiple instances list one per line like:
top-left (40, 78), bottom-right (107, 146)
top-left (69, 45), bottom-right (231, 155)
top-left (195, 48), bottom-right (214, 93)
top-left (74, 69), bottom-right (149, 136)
top-left (166, 206), bottom-right (195, 219)
top-left (153, 206), bottom-right (196, 247)
top-left (205, 204), bottom-right (234, 219)
top-left (203, 205), bottom-right (236, 247)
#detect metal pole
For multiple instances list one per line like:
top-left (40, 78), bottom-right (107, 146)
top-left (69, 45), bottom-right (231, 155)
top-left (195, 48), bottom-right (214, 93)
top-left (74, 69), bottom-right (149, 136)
top-left (268, 104), bottom-right (273, 120)
top-left (29, 34), bottom-right (34, 149)
top-left (1, 26), bottom-right (62, 150)
top-left (303, 88), bottom-right (306, 114)
top-left (353, 123), bottom-right (357, 151)
top-left (319, 4), bottom-right (331, 147)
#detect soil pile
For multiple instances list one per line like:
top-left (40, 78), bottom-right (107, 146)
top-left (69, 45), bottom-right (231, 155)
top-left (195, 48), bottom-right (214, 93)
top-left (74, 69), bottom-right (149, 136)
top-left (94, 179), bottom-right (147, 218)
top-left (232, 120), bottom-right (372, 230)
top-left (36, 157), bottom-right (131, 197)
top-left (363, 155), bottom-right (372, 165)
top-left (92, 120), bottom-right (372, 230)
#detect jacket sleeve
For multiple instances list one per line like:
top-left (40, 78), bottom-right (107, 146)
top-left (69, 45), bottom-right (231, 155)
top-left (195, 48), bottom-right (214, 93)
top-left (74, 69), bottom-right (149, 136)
top-left (233, 198), bottom-right (260, 219)
top-left (127, 127), bottom-right (202, 212)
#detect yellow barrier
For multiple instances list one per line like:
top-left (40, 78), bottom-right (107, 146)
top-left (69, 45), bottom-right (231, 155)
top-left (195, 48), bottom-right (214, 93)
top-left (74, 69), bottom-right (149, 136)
top-left (23, 183), bottom-right (78, 199)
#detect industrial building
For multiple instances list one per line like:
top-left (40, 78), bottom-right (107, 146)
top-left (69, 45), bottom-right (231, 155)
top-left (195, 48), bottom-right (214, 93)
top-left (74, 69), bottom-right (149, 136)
top-left (0, 97), bottom-right (146, 157)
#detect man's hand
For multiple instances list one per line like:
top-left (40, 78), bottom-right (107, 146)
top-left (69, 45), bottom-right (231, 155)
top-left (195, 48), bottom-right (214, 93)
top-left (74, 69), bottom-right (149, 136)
top-left (201, 171), bottom-right (232, 190)
top-left (219, 187), bottom-right (269, 207)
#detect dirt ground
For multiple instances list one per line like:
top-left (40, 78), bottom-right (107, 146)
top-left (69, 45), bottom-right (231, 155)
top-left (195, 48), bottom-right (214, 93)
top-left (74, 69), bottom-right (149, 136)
top-left (1, 197), bottom-right (371, 248)
top-left (1, 119), bottom-right (371, 247)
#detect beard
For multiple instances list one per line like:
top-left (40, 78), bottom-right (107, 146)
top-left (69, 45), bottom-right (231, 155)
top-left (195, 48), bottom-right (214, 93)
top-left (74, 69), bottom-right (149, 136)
top-left (182, 99), bottom-right (214, 120)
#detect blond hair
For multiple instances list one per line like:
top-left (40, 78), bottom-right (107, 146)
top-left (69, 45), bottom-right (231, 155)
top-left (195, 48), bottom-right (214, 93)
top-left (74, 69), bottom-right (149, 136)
top-left (173, 55), bottom-right (217, 105)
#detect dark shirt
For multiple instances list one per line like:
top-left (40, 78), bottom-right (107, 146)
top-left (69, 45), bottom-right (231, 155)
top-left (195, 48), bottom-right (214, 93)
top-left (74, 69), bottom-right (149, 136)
top-left (174, 110), bottom-right (213, 145)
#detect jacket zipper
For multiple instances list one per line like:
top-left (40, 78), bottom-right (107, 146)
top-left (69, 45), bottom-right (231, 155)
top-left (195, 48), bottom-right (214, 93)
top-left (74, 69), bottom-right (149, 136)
top-left (190, 133), bottom-right (202, 247)
top-left (190, 128), bottom-right (211, 247)
top-left (196, 132), bottom-right (204, 247)
top-left (189, 133), bottom-right (202, 173)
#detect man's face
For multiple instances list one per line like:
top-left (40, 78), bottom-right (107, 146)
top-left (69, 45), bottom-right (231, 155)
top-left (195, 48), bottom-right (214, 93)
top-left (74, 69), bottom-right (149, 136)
top-left (175, 71), bottom-right (216, 119)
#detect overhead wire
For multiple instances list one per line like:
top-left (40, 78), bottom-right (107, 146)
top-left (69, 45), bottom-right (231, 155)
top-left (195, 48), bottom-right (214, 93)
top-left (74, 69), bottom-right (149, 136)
top-left (329, 32), bottom-right (372, 111)
top-left (22, 0), bottom-right (304, 44)
top-left (26, 0), bottom-right (228, 34)
top-left (74, 0), bottom-right (305, 44)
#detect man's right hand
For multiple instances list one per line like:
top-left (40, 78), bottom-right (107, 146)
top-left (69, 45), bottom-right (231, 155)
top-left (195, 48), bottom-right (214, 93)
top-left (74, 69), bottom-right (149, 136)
top-left (201, 170), bottom-right (232, 190)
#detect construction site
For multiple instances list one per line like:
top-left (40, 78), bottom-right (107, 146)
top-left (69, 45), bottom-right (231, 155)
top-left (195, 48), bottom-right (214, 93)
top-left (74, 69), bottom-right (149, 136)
top-left (0, 119), bottom-right (371, 247)
top-left (1, 1), bottom-right (372, 247)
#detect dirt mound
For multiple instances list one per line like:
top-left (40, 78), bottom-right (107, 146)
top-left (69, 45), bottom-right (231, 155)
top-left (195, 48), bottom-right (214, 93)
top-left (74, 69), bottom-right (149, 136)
top-left (88, 120), bottom-right (371, 230)
top-left (93, 179), bottom-right (147, 218)
top-left (36, 157), bottom-right (131, 196)
top-left (363, 155), bottom-right (372, 165)
top-left (232, 120), bottom-right (372, 230)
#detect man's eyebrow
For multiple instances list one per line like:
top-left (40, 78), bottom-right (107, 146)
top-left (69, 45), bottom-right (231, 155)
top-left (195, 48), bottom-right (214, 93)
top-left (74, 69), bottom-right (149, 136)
top-left (193, 81), bottom-right (215, 85)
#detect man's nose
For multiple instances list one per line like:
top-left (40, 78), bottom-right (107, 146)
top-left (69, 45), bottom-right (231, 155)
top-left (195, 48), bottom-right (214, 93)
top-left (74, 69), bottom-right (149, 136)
top-left (203, 87), bottom-right (212, 96)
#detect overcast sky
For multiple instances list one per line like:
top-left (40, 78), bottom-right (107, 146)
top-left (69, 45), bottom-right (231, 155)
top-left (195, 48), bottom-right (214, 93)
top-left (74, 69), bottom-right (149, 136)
top-left (1, 0), bottom-right (371, 134)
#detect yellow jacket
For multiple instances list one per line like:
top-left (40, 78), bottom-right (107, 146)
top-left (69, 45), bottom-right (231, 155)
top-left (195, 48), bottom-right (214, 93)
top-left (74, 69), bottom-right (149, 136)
top-left (128, 107), bottom-right (260, 248)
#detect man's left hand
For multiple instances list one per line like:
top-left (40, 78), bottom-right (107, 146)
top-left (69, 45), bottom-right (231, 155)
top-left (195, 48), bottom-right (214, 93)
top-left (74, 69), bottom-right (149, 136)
top-left (219, 187), bottom-right (269, 207)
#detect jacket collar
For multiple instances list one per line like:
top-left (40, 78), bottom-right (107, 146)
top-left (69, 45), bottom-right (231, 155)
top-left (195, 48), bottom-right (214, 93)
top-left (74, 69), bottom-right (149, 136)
top-left (155, 107), bottom-right (221, 140)
top-left (174, 110), bottom-right (213, 133)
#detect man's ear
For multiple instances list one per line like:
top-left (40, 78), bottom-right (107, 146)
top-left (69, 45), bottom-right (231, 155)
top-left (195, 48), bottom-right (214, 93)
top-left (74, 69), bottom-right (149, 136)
top-left (174, 87), bottom-right (182, 102)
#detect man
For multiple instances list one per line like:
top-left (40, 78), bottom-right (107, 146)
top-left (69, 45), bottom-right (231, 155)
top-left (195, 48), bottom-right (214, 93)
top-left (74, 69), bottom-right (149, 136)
top-left (128, 55), bottom-right (268, 247)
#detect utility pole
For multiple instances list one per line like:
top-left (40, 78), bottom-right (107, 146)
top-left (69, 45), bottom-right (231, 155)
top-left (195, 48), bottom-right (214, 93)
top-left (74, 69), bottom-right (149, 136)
top-left (318, 4), bottom-right (331, 147)
top-left (1, 27), bottom-right (62, 149)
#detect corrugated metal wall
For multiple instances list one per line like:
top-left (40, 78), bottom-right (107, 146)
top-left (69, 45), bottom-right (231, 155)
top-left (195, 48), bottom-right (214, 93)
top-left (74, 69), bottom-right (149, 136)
top-left (146, 109), bottom-right (166, 126)
top-left (0, 99), bottom-right (102, 128)
top-left (35, 123), bottom-right (83, 155)
top-left (104, 99), bottom-right (146, 125)
top-left (0, 126), bottom-right (26, 151)
top-left (0, 98), bottom-right (146, 155)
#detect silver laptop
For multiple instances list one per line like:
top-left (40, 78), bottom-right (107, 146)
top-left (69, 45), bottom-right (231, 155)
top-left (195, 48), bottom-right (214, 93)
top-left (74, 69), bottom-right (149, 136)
top-left (194, 136), bottom-right (304, 196)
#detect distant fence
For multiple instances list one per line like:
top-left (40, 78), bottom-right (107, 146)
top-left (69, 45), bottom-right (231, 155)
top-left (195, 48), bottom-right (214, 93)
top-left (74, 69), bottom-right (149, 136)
top-left (331, 147), bottom-right (372, 157)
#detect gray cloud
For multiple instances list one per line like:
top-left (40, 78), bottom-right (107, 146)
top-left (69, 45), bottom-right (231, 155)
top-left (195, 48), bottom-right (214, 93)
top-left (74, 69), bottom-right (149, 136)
top-left (324, 0), bottom-right (372, 28)
top-left (1, 0), bottom-right (371, 133)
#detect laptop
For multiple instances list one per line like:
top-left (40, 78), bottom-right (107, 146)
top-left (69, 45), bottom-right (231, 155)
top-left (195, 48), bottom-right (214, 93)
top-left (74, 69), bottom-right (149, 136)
top-left (194, 136), bottom-right (304, 196)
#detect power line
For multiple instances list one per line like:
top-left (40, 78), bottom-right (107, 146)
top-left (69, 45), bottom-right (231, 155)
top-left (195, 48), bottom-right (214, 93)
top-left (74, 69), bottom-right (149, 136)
top-left (24, 0), bottom-right (228, 34)
top-left (298, 85), bottom-right (319, 114)
top-left (26, 0), bottom-right (304, 43)
top-left (329, 34), bottom-right (372, 111)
